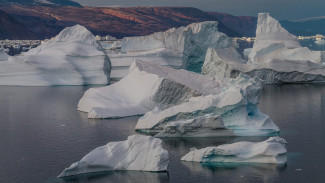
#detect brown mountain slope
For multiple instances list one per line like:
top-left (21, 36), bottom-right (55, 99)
top-left (0, 6), bottom-right (240, 39)
top-left (0, 9), bottom-right (38, 39)
top-left (208, 12), bottom-right (257, 37)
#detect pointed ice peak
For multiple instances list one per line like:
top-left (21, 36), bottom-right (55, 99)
top-left (54, 24), bottom-right (99, 47)
top-left (255, 13), bottom-right (300, 48)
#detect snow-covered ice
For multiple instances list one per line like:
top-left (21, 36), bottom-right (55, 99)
top-left (248, 13), bottom-right (324, 64)
top-left (106, 21), bottom-right (232, 81)
top-left (136, 74), bottom-right (279, 137)
top-left (78, 59), bottom-right (226, 118)
top-left (0, 25), bottom-right (111, 86)
top-left (202, 13), bottom-right (325, 84)
top-left (58, 134), bottom-right (169, 177)
top-left (181, 137), bottom-right (287, 164)
top-left (202, 47), bottom-right (325, 84)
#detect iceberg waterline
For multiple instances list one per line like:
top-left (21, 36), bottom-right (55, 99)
top-left (181, 137), bottom-right (287, 164)
top-left (58, 135), bottom-right (169, 177)
top-left (0, 25), bottom-right (111, 86)
top-left (136, 73), bottom-right (279, 137)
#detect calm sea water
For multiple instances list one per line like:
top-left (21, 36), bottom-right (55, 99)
top-left (0, 84), bottom-right (325, 183)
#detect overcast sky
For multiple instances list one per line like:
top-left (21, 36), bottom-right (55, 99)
top-left (74, 0), bottom-right (325, 20)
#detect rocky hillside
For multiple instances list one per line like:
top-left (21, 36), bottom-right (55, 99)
top-left (0, 6), bottom-right (240, 39)
top-left (0, 9), bottom-right (38, 39)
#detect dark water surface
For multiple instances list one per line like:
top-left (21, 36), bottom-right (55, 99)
top-left (0, 84), bottom-right (324, 183)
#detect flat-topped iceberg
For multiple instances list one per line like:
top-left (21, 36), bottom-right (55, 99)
top-left (202, 48), bottom-right (325, 84)
top-left (136, 74), bottom-right (279, 137)
top-left (0, 25), bottom-right (111, 86)
top-left (58, 134), bottom-right (169, 178)
top-left (107, 21), bottom-right (232, 81)
top-left (202, 13), bottom-right (325, 84)
top-left (181, 137), bottom-right (287, 164)
top-left (78, 60), bottom-right (224, 118)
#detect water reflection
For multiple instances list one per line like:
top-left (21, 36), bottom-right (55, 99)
top-left (1, 84), bottom-right (325, 183)
top-left (60, 171), bottom-right (169, 183)
top-left (182, 161), bottom-right (286, 182)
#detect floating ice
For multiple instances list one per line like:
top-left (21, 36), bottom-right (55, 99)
top-left (202, 47), bottom-right (325, 84)
top-left (0, 25), bottom-right (111, 86)
top-left (135, 74), bottom-right (279, 137)
top-left (181, 137), bottom-right (287, 164)
top-left (202, 13), bottom-right (325, 84)
top-left (78, 59), bottom-right (224, 118)
top-left (248, 13), bottom-right (324, 64)
top-left (58, 134), bottom-right (169, 178)
top-left (107, 21), bottom-right (232, 81)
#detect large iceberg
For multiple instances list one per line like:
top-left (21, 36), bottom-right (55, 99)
top-left (0, 25), bottom-right (111, 86)
top-left (202, 13), bottom-right (325, 84)
top-left (248, 13), bottom-right (324, 64)
top-left (181, 137), bottom-right (287, 164)
top-left (106, 21), bottom-right (232, 81)
top-left (135, 74), bottom-right (279, 137)
top-left (58, 134), bottom-right (169, 178)
top-left (202, 47), bottom-right (325, 84)
top-left (78, 60), bottom-right (224, 118)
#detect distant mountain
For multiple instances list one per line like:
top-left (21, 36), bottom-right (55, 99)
top-left (0, 6), bottom-right (241, 39)
top-left (0, 9), bottom-right (38, 39)
top-left (0, 0), bottom-right (82, 7)
top-left (208, 12), bottom-right (325, 37)
top-left (208, 12), bottom-right (257, 37)
top-left (280, 17), bottom-right (325, 36)
top-left (0, 4), bottom-right (324, 40)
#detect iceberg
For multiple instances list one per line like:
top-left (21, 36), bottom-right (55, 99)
top-left (315, 39), bottom-right (325, 45)
top-left (181, 137), bottom-right (287, 164)
top-left (58, 134), bottom-right (169, 178)
top-left (135, 74), bottom-right (279, 137)
top-left (0, 25), bottom-right (111, 86)
top-left (78, 59), bottom-right (224, 118)
top-left (202, 13), bottom-right (325, 84)
top-left (202, 47), bottom-right (325, 84)
top-left (107, 21), bottom-right (232, 81)
top-left (248, 13), bottom-right (324, 64)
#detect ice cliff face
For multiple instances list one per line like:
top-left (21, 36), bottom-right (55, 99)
top-left (181, 137), bottom-right (287, 164)
top-left (0, 25), bottom-right (111, 86)
top-left (248, 13), bottom-right (324, 64)
top-left (58, 135), bottom-right (169, 177)
top-left (202, 13), bottom-right (325, 84)
top-left (78, 60), bottom-right (224, 118)
top-left (202, 48), bottom-right (325, 84)
top-left (107, 21), bottom-right (232, 81)
top-left (135, 74), bottom-right (279, 137)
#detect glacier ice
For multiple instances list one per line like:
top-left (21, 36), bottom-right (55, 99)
top-left (0, 25), bottom-right (111, 86)
top-left (135, 74), bottom-right (279, 137)
top-left (181, 137), bottom-right (287, 164)
top-left (202, 13), bottom-right (325, 84)
top-left (248, 13), bottom-right (324, 64)
top-left (58, 134), bottom-right (169, 178)
top-left (202, 47), bottom-right (325, 84)
top-left (106, 21), bottom-right (232, 81)
top-left (78, 59), bottom-right (224, 118)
